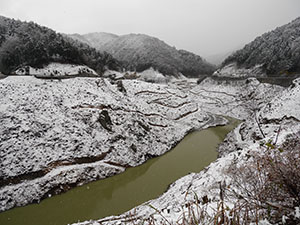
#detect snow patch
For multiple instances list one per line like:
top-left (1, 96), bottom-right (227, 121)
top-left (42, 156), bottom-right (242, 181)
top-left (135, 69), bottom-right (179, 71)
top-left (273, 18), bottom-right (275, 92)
top-left (138, 68), bottom-right (169, 83)
top-left (214, 63), bottom-right (265, 78)
top-left (15, 63), bottom-right (98, 76)
top-left (261, 78), bottom-right (300, 120)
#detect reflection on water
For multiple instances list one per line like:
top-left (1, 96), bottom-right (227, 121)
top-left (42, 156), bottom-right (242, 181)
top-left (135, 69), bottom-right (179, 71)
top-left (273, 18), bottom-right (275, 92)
top-left (0, 118), bottom-right (240, 225)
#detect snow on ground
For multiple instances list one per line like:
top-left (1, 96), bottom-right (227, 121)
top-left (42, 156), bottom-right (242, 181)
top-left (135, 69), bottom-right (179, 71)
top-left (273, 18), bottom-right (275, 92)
top-left (103, 68), bottom-right (179, 83)
top-left (0, 75), bottom-right (238, 211)
top-left (138, 68), bottom-right (171, 83)
top-left (103, 70), bottom-right (125, 80)
top-left (0, 72), bottom-right (287, 217)
top-left (72, 78), bottom-right (300, 225)
top-left (15, 63), bottom-right (98, 76)
top-left (261, 78), bottom-right (300, 120)
top-left (77, 121), bottom-right (300, 225)
top-left (213, 63), bottom-right (265, 78)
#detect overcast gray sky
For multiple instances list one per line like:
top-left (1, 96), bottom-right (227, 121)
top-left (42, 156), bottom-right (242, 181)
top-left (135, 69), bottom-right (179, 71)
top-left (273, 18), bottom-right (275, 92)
top-left (0, 0), bottom-right (299, 57)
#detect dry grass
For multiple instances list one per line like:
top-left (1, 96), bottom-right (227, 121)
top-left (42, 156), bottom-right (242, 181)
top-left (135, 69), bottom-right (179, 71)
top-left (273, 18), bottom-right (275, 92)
top-left (225, 132), bottom-right (300, 225)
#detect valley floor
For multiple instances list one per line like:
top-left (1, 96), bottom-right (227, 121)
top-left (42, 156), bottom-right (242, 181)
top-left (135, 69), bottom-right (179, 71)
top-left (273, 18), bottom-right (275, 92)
top-left (81, 78), bottom-right (300, 225)
top-left (0, 75), bottom-right (299, 224)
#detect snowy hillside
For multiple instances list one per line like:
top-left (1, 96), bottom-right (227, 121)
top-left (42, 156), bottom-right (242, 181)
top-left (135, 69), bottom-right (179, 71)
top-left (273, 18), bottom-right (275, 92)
top-left (69, 32), bottom-right (216, 77)
top-left (261, 78), bottom-right (300, 120)
top-left (0, 75), bottom-right (282, 212)
top-left (213, 63), bottom-right (265, 78)
top-left (15, 63), bottom-right (98, 76)
top-left (221, 17), bottom-right (300, 76)
top-left (74, 79), bottom-right (300, 225)
top-left (0, 16), bottom-right (119, 75)
top-left (69, 32), bottom-right (118, 50)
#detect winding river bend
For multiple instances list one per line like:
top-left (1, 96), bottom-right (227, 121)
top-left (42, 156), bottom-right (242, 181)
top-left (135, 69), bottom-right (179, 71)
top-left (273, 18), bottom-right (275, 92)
top-left (0, 118), bottom-right (240, 225)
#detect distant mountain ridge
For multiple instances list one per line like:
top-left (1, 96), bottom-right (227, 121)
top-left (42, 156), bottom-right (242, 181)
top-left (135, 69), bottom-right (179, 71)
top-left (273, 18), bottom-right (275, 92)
top-left (0, 16), bottom-right (119, 74)
top-left (69, 32), bottom-right (216, 77)
top-left (222, 17), bottom-right (300, 75)
top-left (70, 32), bottom-right (118, 50)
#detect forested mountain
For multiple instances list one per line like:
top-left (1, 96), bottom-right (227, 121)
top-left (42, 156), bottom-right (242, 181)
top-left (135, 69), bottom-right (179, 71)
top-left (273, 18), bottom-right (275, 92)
top-left (69, 32), bottom-right (118, 50)
top-left (0, 16), bottom-right (119, 74)
top-left (69, 32), bottom-right (216, 77)
top-left (222, 17), bottom-right (300, 75)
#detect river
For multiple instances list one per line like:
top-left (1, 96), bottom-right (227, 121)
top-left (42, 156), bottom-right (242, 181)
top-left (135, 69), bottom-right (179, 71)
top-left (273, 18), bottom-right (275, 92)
top-left (0, 118), bottom-right (240, 225)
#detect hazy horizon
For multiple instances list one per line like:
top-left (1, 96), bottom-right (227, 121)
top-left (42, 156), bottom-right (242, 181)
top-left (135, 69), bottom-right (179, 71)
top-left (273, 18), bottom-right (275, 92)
top-left (0, 0), bottom-right (299, 58)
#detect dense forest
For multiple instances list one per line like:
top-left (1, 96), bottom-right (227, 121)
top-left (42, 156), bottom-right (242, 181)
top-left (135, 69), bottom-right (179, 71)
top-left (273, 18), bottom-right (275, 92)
top-left (69, 33), bottom-right (216, 77)
top-left (223, 17), bottom-right (300, 75)
top-left (0, 16), bottom-right (119, 74)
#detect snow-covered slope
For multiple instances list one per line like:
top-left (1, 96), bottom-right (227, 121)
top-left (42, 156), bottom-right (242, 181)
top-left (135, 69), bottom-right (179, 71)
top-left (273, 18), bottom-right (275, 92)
top-left (0, 15), bottom-right (119, 75)
top-left (213, 63), bottom-right (266, 78)
top-left (261, 78), bottom-right (300, 120)
top-left (104, 68), bottom-right (185, 84)
top-left (74, 79), bottom-right (300, 225)
top-left (221, 17), bottom-right (300, 76)
top-left (0, 75), bottom-right (283, 212)
top-left (15, 63), bottom-right (98, 76)
top-left (69, 32), bottom-right (216, 77)
top-left (138, 68), bottom-right (169, 83)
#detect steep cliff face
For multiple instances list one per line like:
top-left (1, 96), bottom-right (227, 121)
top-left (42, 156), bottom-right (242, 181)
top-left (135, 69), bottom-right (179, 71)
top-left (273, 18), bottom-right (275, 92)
top-left (221, 17), bottom-right (300, 76)
top-left (69, 32), bottom-right (216, 77)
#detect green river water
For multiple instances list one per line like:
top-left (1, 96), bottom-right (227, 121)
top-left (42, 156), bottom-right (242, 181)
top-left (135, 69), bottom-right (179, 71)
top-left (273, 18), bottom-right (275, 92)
top-left (0, 119), bottom-right (240, 225)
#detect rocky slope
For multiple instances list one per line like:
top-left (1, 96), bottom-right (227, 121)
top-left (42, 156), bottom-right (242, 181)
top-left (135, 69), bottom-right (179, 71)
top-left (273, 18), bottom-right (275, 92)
top-left (0, 73), bottom-right (283, 213)
top-left (75, 78), bottom-right (300, 225)
top-left (68, 32), bottom-right (216, 77)
top-left (0, 16), bottom-right (119, 75)
top-left (218, 17), bottom-right (300, 77)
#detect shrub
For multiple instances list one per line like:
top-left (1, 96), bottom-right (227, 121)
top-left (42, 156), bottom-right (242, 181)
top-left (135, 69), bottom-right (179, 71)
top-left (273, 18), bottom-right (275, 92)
top-left (226, 132), bottom-right (300, 224)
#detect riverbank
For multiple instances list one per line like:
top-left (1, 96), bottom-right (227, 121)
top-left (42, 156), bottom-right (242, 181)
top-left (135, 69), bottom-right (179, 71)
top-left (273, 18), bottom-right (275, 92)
top-left (75, 78), bottom-right (300, 225)
top-left (0, 119), bottom-right (242, 225)
top-left (0, 76), bottom-right (283, 215)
